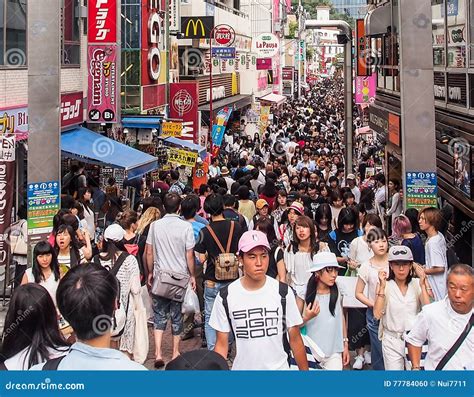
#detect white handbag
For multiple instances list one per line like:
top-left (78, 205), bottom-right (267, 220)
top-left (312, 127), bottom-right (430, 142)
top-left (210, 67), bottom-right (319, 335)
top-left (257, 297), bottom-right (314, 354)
top-left (10, 220), bottom-right (28, 256)
top-left (132, 293), bottom-right (149, 364)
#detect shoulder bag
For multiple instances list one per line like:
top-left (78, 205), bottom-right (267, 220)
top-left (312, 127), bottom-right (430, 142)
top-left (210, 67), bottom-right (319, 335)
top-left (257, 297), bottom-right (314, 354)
top-left (206, 221), bottom-right (239, 281)
top-left (151, 269), bottom-right (189, 302)
top-left (10, 220), bottom-right (27, 256)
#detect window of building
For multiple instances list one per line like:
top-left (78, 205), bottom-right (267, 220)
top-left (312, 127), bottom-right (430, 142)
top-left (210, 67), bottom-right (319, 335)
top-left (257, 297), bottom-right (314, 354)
top-left (470, 0), bottom-right (474, 64)
top-left (432, 0), bottom-right (446, 67)
top-left (62, 0), bottom-right (80, 66)
top-left (0, 0), bottom-right (27, 67)
top-left (446, 0), bottom-right (467, 68)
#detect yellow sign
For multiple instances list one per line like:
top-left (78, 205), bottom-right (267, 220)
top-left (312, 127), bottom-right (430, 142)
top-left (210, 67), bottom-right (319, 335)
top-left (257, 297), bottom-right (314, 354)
top-left (167, 148), bottom-right (198, 167)
top-left (161, 121), bottom-right (183, 138)
top-left (231, 72), bottom-right (238, 95)
top-left (186, 19), bottom-right (205, 37)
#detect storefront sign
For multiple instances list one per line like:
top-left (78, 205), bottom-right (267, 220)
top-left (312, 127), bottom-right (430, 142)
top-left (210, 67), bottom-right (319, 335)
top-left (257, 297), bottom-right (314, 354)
top-left (282, 67), bottom-right (294, 81)
top-left (447, 73), bottom-right (467, 106)
top-left (256, 58), bottom-right (272, 70)
top-left (406, 172), bottom-right (438, 209)
top-left (297, 40), bottom-right (306, 62)
top-left (211, 47), bottom-right (236, 59)
top-left (206, 85), bottom-right (226, 102)
top-left (161, 121), bottom-right (183, 138)
top-left (167, 147), bottom-right (198, 167)
top-left (27, 180), bottom-right (60, 234)
top-left (252, 33), bottom-right (279, 57)
top-left (213, 25), bottom-right (235, 46)
top-left (88, 0), bottom-right (117, 44)
top-left (168, 0), bottom-right (180, 31)
top-left (434, 72), bottom-right (446, 101)
top-left (61, 92), bottom-right (84, 128)
top-left (169, 82), bottom-right (199, 142)
top-left (87, 44), bottom-right (118, 123)
top-left (181, 16), bottom-right (214, 39)
top-left (0, 135), bottom-right (15, 269)
top-left (355, 75), bottom-right (376, 104)
top-left (0, 106), bottom-right (28, 140)
top-left (356, 19), bottom-right (370, 77)
top-left (369, 106), bottom-right (401, 147)
top-left (388, 113), bottom-right (400, 147)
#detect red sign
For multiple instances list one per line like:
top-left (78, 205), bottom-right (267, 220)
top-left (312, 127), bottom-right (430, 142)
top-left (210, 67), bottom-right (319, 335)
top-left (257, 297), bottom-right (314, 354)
top-left (87, 45), bottom-right (118, 123)
top-left (141, 0), bottom-right (167, 111)
top-left (256, 58), bottom-right (272, 70)
top-left (0, 135), bottom-right (15, 270)
top-left (169, 83), bottom-right (199, 142)
top-left (214, 25), bottom-right (235, 46)
top-left (282, 67), bottom-right (294, 80)
top-left (88, 0), bottom-right (117, 44)
top-left (61, 92), bottom-right (84, 128)
top-left (356, 19), bottom-right (371, 77)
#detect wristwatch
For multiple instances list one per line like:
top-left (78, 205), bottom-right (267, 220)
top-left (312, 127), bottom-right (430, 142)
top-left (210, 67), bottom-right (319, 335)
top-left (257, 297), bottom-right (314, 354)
top-left (343, 337), bottom-right (349, 343)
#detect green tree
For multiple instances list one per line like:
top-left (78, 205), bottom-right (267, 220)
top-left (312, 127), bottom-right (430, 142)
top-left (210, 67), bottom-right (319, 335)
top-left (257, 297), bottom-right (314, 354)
top-left (306, 46), bottom-right (315, 61)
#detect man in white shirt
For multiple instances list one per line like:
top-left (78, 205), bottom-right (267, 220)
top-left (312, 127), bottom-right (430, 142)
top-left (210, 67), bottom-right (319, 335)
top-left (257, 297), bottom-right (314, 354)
top-left (418, 207), bottom-right (448, 301)
top-left (296, 152), bottom-right (316, 173)
top-left (209, 157), bottom-right (221, 178)
top-left (210, 231), bottom-right (308, 370)
top-left (406, 264), bottom-right (473, 370)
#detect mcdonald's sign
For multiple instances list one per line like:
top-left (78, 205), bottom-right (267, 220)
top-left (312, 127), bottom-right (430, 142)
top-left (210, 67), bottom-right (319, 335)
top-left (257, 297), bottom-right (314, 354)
top-left (181, 16), bottom-right (214, 39)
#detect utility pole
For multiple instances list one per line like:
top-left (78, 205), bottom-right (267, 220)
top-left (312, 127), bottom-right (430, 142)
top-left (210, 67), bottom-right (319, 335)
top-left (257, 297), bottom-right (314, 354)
top-left (296, 0), bottom-right (302, 99)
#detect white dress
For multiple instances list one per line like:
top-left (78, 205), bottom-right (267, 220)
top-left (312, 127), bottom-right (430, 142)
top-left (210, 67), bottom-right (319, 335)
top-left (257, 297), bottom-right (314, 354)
top-left (98, 254), bottom-right (141, 354)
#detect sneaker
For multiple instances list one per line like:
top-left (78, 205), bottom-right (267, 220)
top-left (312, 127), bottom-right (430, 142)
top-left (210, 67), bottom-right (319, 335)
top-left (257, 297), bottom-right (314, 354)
top-left (364, 351), bottom-right (372, 365)
top-left (353, 355), bottom-right (365, 370)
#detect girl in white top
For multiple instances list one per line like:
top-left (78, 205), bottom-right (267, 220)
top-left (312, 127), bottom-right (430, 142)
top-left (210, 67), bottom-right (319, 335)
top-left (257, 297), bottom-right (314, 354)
top-left (386, 179), bottom-right (403, 226)
top-left (55, 224), bottom-right (88, 276)
top-left (355, 227), bottom-right (390, 370)
top-left (78, 187), bottom-right (96, 237)
top-left (0, 284), bottom-right (69, 369)
top-left (373, 246), bottom-right (431, 370)
top-left (21, 241), bottom-right (61, 308)
top-left (297, 252), bottom-right (350, 370)
top-left (284, 216), bottom-right (329, 298)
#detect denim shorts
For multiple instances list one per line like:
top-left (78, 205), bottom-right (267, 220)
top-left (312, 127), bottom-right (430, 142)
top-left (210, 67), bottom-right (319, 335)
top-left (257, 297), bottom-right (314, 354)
top-left (151, 294), bottom-right (184, 335)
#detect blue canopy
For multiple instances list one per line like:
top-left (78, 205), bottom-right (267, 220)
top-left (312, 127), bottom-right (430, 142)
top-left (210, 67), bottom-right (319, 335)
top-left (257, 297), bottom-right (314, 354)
top-left (122, 117), bottom-right (163, 129)
top-left (61, 127), bottom-right (158, 179)
top-left (163, 137), bottom-right (207, 160)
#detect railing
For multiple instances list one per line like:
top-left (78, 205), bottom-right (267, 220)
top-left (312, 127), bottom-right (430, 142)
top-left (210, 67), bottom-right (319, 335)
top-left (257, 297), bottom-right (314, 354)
top-left (204, 0), bottom-right (249, 19)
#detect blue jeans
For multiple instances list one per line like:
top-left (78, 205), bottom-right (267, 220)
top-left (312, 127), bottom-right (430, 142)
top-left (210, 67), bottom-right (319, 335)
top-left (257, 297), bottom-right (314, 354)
top-left (366, 308), bottom-right (385, 370)
top-left (204, 280), bottom-right (231, 351)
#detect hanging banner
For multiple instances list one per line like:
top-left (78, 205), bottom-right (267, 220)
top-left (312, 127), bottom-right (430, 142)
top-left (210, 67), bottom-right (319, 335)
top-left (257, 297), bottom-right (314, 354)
top-left (167, 147), bottom-right (198, 167)
top-left (356, 19), bottom-right (371, 77)
top-left (252, 33), bottom-right (279, 57)
top-left (256, 58), bottom-right (272, 70)
top-left (169, 82), bottom-right (199, 141)
top-left (0, 135), bottom-right (15, 270)
top-left (88, 0), bottom-right (117, 44)
top-left (355, 75), bottom-right (376, 104)
top-left (259, 105), bottom-right (270, 133)
top-left (211, 107), bottom-right (233, 148)
top-left (161, 121), bottom-right (183, 138)
top-left (87, 44), bottom-right (118, 123)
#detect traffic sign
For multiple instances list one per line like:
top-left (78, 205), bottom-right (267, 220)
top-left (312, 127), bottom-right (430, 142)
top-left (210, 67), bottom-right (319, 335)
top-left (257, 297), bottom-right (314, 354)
top-left (211, 47), bottom-right (236, 59)
top-left (213, 24), bottom-right (235, 46)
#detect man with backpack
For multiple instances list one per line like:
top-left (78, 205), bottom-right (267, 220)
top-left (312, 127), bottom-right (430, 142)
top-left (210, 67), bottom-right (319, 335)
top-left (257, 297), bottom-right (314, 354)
top-left (209, 230), bottom-right (308, 370)
top-left (195, 194), bottom-right (243, 350)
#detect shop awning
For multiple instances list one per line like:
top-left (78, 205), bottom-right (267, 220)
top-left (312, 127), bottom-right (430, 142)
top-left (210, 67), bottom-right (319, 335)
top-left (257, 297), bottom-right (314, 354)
top-left (163, 137), bottom-right (207, 160)
top-left (61, 127), bottom-right (158, 179)
top-left (364, 4), bottom-right (391, 36)
top-left (198, 94), bottom-right (252, 112)
top-left (122, 117), bottom-right (163, 129)
top-left (257, 93), bottom-right (287, 105)
top-left (356, 126), bottom-right (372, 135)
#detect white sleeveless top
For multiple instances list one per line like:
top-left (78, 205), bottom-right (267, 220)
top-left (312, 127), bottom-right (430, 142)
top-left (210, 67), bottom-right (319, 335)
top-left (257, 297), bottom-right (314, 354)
top-left (25, 268), bottom-right (59, 307)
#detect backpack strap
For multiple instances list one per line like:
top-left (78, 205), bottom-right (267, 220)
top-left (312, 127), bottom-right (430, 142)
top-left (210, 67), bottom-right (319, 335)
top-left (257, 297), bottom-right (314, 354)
top-left (435, 313), bottom-right (474, 370)
top-left (0, 361), bottom-right (7, 371)
top-left (206, 225), bottom-right (225, 253)
top-left (226, 221), bottom-right (235, 253)
top-left (42, 355), bottom-right (67, 370)
top-left (278, 282), bottom-right (291, 363)
top-left (109, 252), bottom-right (129, 277)
top-left (219, 285), bottom-right (235, 339)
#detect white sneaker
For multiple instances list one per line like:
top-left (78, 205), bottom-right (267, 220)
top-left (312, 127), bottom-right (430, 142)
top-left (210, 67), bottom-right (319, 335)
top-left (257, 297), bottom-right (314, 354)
top-left (353, 355), bottom-right (365, 370)
top-left (364, 351), bottom-right (372, 365)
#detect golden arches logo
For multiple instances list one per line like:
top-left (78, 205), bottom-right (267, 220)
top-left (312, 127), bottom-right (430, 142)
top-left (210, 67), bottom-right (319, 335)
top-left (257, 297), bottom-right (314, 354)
top-left (185, 19), bottom-right (205, 37)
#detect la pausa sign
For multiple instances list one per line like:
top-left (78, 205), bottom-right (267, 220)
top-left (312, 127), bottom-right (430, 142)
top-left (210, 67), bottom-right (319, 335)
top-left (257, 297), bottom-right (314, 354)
top-left (252, 33), bottom-right (279, 57)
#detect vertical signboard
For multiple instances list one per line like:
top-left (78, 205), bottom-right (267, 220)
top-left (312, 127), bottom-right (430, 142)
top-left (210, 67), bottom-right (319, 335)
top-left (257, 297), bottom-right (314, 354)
top-left (87, 0), bottom-right (118, 123)
top-left (356, 19), bottom-right (371, 77)
top-left (0, 135), bottom-right (15, 270)
top-left (141, 0), bottom-right (167, 112)
top-left (27, 181), bottom-right (60, 234)
top-left (355, 75), bottom-right (376, 104)
top-left (169, 82), bottom-right (199, 142)
top-left (87, 45), bottom-right (118, 123)
top-left (406, 172), bottom-right (438, 209)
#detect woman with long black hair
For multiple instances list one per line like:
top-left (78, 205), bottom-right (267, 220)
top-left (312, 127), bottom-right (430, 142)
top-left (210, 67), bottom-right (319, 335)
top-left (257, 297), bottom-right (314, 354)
top-left (314, 203), bottom-right (333, 243)
top-left (78, 187), bottom-right (96, 238)
top-left (0, 284), bottom-right (69, 369)
top-left (55, 224), bottom-right (87, 276)
top-left (296, 251), bottom-right (350, 370)
top-left (21, 241), bottom-right (61, 307)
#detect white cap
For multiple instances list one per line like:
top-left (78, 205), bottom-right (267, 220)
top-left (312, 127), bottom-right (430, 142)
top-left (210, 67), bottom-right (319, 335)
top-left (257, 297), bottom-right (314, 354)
top-left (307, 252), bottom-right (345, 273)
top-left (104, 224), bottom-right (125, 242)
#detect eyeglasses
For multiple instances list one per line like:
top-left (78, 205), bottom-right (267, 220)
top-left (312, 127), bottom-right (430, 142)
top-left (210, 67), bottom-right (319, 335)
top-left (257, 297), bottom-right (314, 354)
top-left (390, 263), bottom-right (410, 268)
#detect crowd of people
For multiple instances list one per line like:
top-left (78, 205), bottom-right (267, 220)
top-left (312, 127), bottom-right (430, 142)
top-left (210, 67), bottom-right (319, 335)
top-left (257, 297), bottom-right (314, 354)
top-left (1, 79), bottom-right (472, 371)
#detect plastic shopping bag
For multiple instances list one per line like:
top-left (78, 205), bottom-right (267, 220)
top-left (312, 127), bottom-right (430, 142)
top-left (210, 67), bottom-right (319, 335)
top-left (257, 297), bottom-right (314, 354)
top-left (182, 286), bottom-right (200, 314)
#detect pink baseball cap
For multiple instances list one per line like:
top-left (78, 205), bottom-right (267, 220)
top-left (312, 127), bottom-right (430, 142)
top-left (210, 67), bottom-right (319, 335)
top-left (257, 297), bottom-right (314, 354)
top-left (238, 230), bottom-right (271, 253)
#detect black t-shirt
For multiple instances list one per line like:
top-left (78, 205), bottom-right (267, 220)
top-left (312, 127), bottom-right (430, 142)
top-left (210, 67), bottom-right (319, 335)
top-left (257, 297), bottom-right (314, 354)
top-left (223, 208), bottom-right (248, 233)
top-left (328, 229), bottom-right (360, 276)
top-left (195, 220), bottom-right (243, 282)
top-left (302, 195), bottom-right (325, 221)
top-left (266, 245), bottom-right (284, 279)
